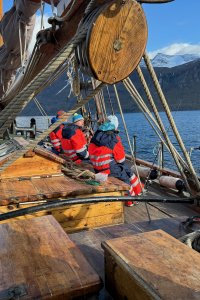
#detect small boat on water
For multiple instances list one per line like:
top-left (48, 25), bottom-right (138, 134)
top-left (0, 0), bottom-right (200, 299)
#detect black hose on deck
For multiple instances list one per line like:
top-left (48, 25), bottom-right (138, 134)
top-left (0, 196), bottom-right (195, 221)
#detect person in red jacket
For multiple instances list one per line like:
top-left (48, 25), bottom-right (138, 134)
top-left (88, 115), bottom-right (143, 207)
top-left (61, 113), bottom-right (89, 163)
top-left (49, 110), bottom-right (66, 155)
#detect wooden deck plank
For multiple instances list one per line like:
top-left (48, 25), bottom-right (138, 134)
top-left (0, 181), bottom-right (12, 202)
top-left (149, 202), bottom-right (197, 218)
top-left (70, 229), bottom-right (109, 279)
top-left (124, 202), bottom-right (170, 224)
top-left (0, 174), bottom-right (129, 205)
top-left (0, 216), bottom-right (102, 299)
top-left (9, 180), bottom-right (38, 200)
top-left (69, 209), bottom-right (193, 284)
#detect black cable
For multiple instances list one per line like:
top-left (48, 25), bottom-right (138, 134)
top-left (0, 196), bottom-right (195, 221)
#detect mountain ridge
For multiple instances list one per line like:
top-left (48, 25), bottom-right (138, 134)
top-left (21, 57), bottom-right (200, 116)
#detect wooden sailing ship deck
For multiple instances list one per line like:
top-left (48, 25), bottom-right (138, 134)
top-left (1, 191), bottom-right (200, 299)
top-left (0, 0), bottom-right (200, 298)
top-left (0, 140), bottom-right (199, 299)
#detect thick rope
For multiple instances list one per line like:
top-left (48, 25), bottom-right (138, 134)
top-left (0, 0), bottom-right (99, 134)
top-left (123, 77), bottom-right (189, 171)
top-left (61, 162), bottom-right (95, 181)
top-left (143, 51), bottom-right (200, 192)
top-left (0, 26), bottom-right (88, 136)
top-left (0, 83), bottom-right (104, 172)
top-left (136, 65), bottom-right (192, 193)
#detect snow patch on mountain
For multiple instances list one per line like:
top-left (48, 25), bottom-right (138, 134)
top-left (140, 53), bottom-right (200, 68)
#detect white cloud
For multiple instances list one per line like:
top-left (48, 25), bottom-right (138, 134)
top-left (28, 14), bottom-right (50, 54)
top-left (148, 43), bottom-right (200, 59)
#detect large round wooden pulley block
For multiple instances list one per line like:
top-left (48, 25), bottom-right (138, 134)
top-left (87, 0), bottom-right (148, 84)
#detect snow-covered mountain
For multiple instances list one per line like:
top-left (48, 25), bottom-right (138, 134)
top-left (140, 53), bottom-right (200, 68)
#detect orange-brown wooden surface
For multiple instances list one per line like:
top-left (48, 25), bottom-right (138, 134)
top-left (102, 230), bottom-right (200, 300)
top-left (0, 153), bottom-right (62, 179)
top-left (0, 215), bottom-right (102, 299)
top-left (88, 0), bottom-right (147, 83)
top-left (0, 175), bottom-right (129, 205)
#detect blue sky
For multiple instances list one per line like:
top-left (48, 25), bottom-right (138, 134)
top-left (3, 0), bottom-right (200, 58)
top-left (143, 0), bottom-right (200, 57)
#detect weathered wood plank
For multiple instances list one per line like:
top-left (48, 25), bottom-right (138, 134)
top-left (102, 229), bottom-right (200, 300)
top-left (0, 154), bottom-right (61, 179)
top-left (0, 175), bottom-right (129, 205)
top-left (0, 216), bottom-right (102, 299)
top-left (62, 212), bottom-right (124, 233)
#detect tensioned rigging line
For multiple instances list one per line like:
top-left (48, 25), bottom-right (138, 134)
top-left (0, 83), bottom-right (104, 173)
top-left (123, 77), bottom-right (189, 171)
top-left (124, 71), bottom-right (192, 194)
top-left (143, 51), bottom-right (200, 192)
top-left (113, 83), bottom-right (151, 222)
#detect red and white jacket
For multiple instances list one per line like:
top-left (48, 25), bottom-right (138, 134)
top-left (88, 130), bottom-right (125, 174)
top-left (89, 129), bottom-right (142, 196)
top-left (61, 124), bottom-right (89, 163)
top-left (49, 124), bottom-right (64, 153)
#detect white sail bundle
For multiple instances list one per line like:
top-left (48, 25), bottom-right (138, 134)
top-left (0, 0), bottom-right (41, 101)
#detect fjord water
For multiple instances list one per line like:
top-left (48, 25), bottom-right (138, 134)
top-left (17, 110), bottom-right (200, 175)
top-left (118, 110), bottom-right (200, 175)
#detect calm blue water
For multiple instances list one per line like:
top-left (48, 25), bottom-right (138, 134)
top-left (117, 111), bottom-right (200, 175)
top-left (17, 111), bottom-right (200, 174)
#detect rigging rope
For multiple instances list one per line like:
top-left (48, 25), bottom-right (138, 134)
top-left (0, 0), bottom-right (98, 132)
top-left (123, 78), bottom-right (189, 172)
top-left (135, 65), bottom-right (192, 193)
top-left (0, 25), bottom-right (88, 136)
top-left (113, 83), bottom-right (151, 221)
top-left (40, 1), bottom-right (45, 29)
top-left (33, 97), bottom-right (48, 117)
top-left (113, 84), bottom-right (144, 191)
top-left (106, 85), bottom-right (114, 115)
top-left (0, 83), bottom-right (104, 173)
top-left (143, 51), bottom-right (200, 192)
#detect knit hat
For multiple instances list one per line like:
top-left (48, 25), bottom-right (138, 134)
top-left (107, 115), bottom-right (119, 130)
top-left (73, 113), bottom-right (84, 123)
top-left (56, 110), bottom-right (65, 118)
top-left (51, 116), bottom-right (58, 124)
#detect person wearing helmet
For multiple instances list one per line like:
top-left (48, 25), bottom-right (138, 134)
top-left (49, 110), bottom-right (67, 155)
top-left (88, 115), bottom-right (143, 206)
top-left (61, 113), bottom-right (89, 163)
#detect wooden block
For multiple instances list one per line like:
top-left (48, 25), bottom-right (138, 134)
top-left (102, 229), bottom-right (200, 300)
top-left (0, 216), bottom-right (102, 299)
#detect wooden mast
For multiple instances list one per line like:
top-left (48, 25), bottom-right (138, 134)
top-left (0, 0), bottom-right (3, 46)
